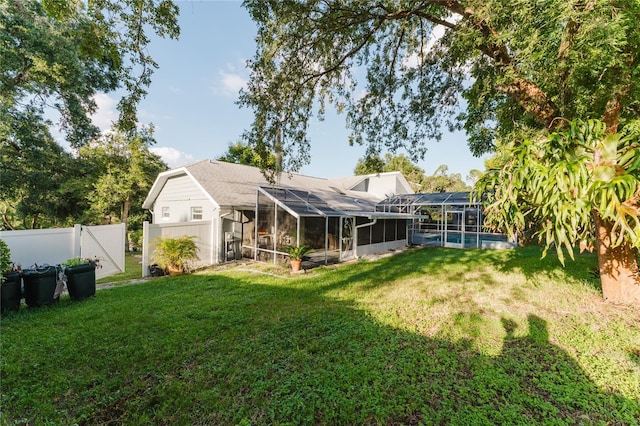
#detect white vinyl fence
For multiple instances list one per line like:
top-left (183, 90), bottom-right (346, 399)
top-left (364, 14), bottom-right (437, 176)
top-left (0, 224), bottom-right (126, 280)
top-left (142, 220), bottom-right (216, 277)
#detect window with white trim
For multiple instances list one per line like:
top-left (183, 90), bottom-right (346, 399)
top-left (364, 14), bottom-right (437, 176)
top-left (191, 206), bottom-right (203, 221)
top-left (161, 206), bottom-right (170, 220)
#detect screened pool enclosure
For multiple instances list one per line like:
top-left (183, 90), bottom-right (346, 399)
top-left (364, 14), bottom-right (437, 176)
top-left (239, 189), bottom-right (513, 267)
top-left (376, 192), bottom-right (516, 249)
top-left (241, 187), bottom-right (411, 265)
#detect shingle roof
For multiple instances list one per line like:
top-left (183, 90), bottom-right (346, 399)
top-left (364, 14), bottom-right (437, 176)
top-left (144, 160), bottom-right (413, 214)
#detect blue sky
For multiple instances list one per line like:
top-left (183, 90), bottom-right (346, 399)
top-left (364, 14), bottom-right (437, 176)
top-left (92, 0), bottom-right (488, 180)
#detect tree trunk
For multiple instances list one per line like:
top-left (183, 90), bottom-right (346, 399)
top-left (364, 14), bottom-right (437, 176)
top-left (593, 82), bottom-right (639, 305)
top-left (593, 211), bottom-right (640, 305)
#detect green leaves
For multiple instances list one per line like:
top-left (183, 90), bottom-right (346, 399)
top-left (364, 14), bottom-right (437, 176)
top-left (81, 128), bottom-right (168, 227)
top-left (1, 0), bottom-right (177, 229)
top-left (477, 119), bottom-right (640, 264)
top-left (1, 0), bottom-right (179, 150)
top-left (242, 1), bottom-right (640, 173)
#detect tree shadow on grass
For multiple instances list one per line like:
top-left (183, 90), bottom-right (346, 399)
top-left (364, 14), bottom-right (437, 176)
top-left (496, 245), bottom-right (601, 288)
top-left (308, 246), bottom-right (594, 301)
top-left (317, 247), bottom-right (503, 293)
top-left (2, 274), bottom-right (637, 425)
top-left (320, 245), bottom-right (602, 297)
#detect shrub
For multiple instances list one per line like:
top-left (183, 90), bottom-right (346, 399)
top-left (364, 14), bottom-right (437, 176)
top-left (0, 240), bottom-right (11, 274)
top-left (128, 229), bottom-right (143, 251)
top-left (151, 235), bottom-right (200, 274)
top-left (62, 257), bottom-right (100, 268)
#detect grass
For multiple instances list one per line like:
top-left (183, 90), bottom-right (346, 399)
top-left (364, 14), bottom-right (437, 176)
top-left (1, 246), bottom-right (639, 425)
top-left (96, 252), bottom-right (143, 285)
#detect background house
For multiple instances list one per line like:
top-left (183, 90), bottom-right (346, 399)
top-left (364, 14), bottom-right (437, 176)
top-left (141, 160), bottom-right (414, 275)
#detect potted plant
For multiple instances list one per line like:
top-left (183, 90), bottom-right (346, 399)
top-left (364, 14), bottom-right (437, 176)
top-left (151, 235), bottom-right (200, 276)
top-left (62, 257), bottom-right (100, 301)
top-left (285, 245), bottom-right (314, 272)
top-left (1, 239), bottom-right (21, 313)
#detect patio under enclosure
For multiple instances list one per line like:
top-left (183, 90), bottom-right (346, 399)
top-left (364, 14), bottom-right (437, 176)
top-left (243, 186), bottom-right (412, 266)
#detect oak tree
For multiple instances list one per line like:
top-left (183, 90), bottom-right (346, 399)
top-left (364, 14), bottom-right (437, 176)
top-left (79, 128), bottom-right (167, 250)
top-left (240, 0), bottom-right (640, 303)
top-left (0, 108), bottom-right (87, 229)
top-left (1, 0), bottom-right (179, 144)
top-left (218, 141), bottom-right (277, 170)
top-left (1, 0), bottom-right (178, 230)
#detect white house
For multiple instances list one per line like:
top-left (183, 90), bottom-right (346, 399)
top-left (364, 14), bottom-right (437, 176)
top-left (141, 160), bottom-right (414, 273)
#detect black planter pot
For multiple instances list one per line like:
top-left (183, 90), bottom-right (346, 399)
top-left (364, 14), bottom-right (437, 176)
top-left (64, 263), bottom-right (96, 301)
top-left (23, 266), bottom-right (59, 308)
top-left (148, 264), bottom-right (165, 277)
top-left (1, 271), bottom-right (22, 313)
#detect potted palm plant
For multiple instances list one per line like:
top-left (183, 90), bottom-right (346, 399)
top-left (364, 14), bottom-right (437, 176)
top-left (1, 239), bottom-right (21, 313)
top-left (285, 245), bottom-right (314, 272)
top-left (151, 235), bottom-right (200, 275)
top-left (62, 257), bottom-right (100, 301)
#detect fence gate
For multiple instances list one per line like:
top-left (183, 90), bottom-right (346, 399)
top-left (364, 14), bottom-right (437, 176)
top-left (1, 223), bottom-right (126, 281)
top-left (81, 224), bottom-right (126, 280)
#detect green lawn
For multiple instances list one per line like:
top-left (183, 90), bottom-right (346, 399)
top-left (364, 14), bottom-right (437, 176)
top-left (96, 251), bottom-right (144, 285)
top-left (1, 246), bottom-right (639, 425)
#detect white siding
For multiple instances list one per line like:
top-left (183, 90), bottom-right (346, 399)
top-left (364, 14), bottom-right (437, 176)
top-left (142, 220), bottom-right (216, 276)
top-left (365, 174), bottom-right (404, 198)
top-left (152, 175), bottom-right (216, 223)
top-left (356, 240), bottom-right (407, 257)
top-left (350, 174), bottom-right (407, 198)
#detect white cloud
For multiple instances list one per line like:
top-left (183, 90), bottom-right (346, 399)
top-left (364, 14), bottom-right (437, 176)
top-left (402, 16), bottom-right (460, 69)
top-left (208, 61), bottom-right (248, 97)
top-left (91, 93), bottom-right (118, 131)
top-left (219, 70), bottom-right (247, 96)
top-left (91, 94), bottom-right (161, 133)
top-left (151, 147), bottom-right (195, 169)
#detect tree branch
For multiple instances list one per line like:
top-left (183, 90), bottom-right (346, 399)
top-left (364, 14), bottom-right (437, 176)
top-left (388, 26), bottom-right (406, 84)
top-left (301, 16), bottom-right (385, 85)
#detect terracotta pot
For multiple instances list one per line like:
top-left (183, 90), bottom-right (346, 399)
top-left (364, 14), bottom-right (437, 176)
top-left (290, 259), bottom-right (302, 272)
top-left (167, 265), bottom-right (183, 276)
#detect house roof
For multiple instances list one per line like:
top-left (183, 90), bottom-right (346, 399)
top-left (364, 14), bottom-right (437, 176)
top-left (143, 160), bottom-right (414, 213)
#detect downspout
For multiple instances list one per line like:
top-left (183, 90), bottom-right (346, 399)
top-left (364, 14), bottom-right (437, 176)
top-left (355, 218), bottom-right (377, 258)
